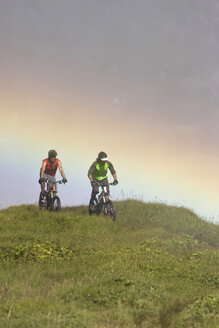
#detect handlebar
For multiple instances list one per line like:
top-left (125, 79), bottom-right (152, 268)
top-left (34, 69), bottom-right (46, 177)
top-left (97, 182), bottom-right (117, 187)
top-left (45, 179), bottom-right (66, 185)
top-left (54, 180), bottom-right (64, 184)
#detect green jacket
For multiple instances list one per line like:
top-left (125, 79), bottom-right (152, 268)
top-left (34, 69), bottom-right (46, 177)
top-left (88, 159), bottom-right (116, 181)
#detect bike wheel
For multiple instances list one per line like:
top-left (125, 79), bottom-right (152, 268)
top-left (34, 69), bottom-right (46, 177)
top-left (39, 193), bottom-right (46, 210)
top-left (95, 201), bottom-right (103, 215)
top-left (89, 203), bottom-right (95, 215)
top-left (46, 197), bottom-right (51, 210)
top-left (50, 196), bottom-right (61, 211)
top-left (104, 200), bottom-right (116, 222)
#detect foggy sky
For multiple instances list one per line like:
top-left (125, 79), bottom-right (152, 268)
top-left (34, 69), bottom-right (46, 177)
top-left (1, 0), bottom-right (219, 125)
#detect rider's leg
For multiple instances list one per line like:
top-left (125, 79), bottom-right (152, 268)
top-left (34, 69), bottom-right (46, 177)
top-left (41, 173), bottom-right (49, 196)
top-left (40, 182), bottom-right (48, 199)
top-left (39, 172), bottom-right (46, 198)
top-left (90, 179), bottom-right (99, 204)
top-left (46, 174), bottom-right (56, 195)
top-left (52, 183), bottom-right (58, 196)
top-left (40, 173), bottom-right (50, 197)
top-left (41, 182), bottom-right (45, 193)
top-left (102, 178), bottom-right (110, 201)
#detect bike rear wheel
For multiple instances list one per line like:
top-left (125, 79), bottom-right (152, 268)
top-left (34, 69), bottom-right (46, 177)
top-left (50, 196), bottom-right (61, 211)
top-left (104, 200), bottom-right (116, 222)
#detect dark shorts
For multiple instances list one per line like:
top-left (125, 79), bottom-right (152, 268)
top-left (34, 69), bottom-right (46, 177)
top-left (91, 178), bottom-right (109, 194)
top-left (39, 173), bottom-right (57, 191)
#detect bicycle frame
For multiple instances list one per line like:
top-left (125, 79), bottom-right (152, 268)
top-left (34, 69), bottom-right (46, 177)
top-left (89, 181), bottom-right (117, 220)
top-left (45, 179), bottom-right (63, 199)
top-left (97, 182), bottom-right (110, 204)
top-left (39, 179), bottom-right (64, 211)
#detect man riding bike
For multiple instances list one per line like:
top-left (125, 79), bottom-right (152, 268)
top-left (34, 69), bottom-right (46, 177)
top-left (39, 150), bottom-right (67, 199)
top-left (88, 151), bottom-right (118, 211)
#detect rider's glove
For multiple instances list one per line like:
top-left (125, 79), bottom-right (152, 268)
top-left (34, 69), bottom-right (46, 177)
top-left (62, 178), bottom-right (67, 184)
top-left (113, 179), bottom-right (118, 185)
top-left (39, 177), bottom-right (46, 183)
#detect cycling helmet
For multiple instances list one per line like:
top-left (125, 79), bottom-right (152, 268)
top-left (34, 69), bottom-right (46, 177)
top-left (48, 149), bottom-right (57, 158)
top-left (98, 151), bottom-right (108, 161)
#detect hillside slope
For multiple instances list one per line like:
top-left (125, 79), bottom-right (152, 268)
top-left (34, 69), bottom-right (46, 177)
top-left (0, 200), bottom-right (218, 327)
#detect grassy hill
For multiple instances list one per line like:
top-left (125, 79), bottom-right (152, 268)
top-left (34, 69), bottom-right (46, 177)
top-left (0, 200), bottom-right (218, 327)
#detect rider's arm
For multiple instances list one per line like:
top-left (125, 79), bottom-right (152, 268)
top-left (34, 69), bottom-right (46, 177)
top-left (113, 173), bottom-right (117, 180)
top-left (88, 161), bottom-right (97, 182)
top-left (40, 161), bottom-right (47, 179)
top-left (108, 162), bottom-right (117, 181)
top-left (57, 160), bottom-right (66, 179)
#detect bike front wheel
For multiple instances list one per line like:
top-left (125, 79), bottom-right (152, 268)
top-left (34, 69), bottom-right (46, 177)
top-left (104, 200), bottom-right (116, 222)
top-left (95, 201), bottom-right (103, 216)
top-left (50, 196), bottom-right (61, 211)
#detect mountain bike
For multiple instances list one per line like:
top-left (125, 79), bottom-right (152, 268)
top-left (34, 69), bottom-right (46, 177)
top-left (89, 182), bottom-right (117, 222)
top-left (39, 178), bottom-right (66, 211)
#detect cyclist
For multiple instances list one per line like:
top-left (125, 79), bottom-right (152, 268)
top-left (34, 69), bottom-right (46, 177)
top-left (88, 151), bottom-right (118, 210)
top-left (39, 150), bottom-right (67, 199)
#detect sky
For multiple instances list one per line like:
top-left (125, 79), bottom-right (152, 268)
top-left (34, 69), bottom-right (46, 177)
top-left (1, 0), bottom-right (219, 222)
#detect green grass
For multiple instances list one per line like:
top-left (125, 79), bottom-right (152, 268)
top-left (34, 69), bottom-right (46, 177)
top-left (0, 200), bottom-right (219, 327)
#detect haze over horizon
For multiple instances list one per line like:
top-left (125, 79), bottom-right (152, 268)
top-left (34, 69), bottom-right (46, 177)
top-left (1, 0), bottom-right (219, 222)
